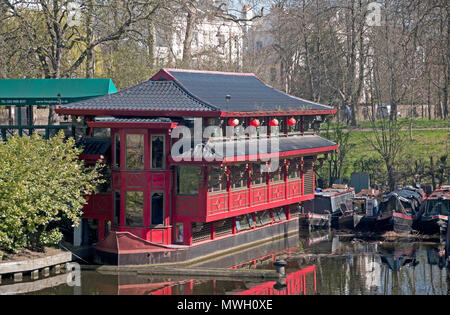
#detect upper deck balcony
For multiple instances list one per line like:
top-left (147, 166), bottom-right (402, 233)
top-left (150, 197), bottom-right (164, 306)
top-left (171, 134), bottom-right (338, 223)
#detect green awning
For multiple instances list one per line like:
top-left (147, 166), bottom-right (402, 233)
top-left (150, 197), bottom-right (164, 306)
top-left (0, 78), bottom-right (117, 106)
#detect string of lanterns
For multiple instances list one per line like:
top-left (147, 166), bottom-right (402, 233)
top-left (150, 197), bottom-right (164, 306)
top-left (227, 117), bottom-right (297, 127)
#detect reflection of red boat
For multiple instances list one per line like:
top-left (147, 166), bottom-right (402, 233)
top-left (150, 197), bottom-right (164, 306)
top-left (235, 265), bottom-right (316, 295)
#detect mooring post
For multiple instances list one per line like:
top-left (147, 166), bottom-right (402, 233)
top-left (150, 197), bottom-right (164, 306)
top-left (54, 264), bottom-right (61, 274)
top-left (273, 277), bottom-right (287, 292)
top-left (273, 260), bottom-right (287, 276)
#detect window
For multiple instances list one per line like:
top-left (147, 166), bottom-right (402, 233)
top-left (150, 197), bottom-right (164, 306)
top-left (288, 158), bottom-right (301, 180)
top-left (151, 135), bottom-right (165, 169)
top-left (231, 165), bottom-right (247, 190)
top-left (255, 210), bottom-right (272, 226)
top-left (174, 223), bottom-right (184, 243)
top-left (151, 192), bottom-right (164, 225)
top-left (125, 191), bottom-right (144, 227)
top-left (93, 128), bottom-right (110, 138)
top-left (235, 214), bottom-right (255, 232)
top-left (126, 134), bottom-right (144, 169)
top-left (177, 166), bottom-right (199, 195)
top-left (114, 191), bottom-right (121, 225)
top-left (114, 133), bottom-right (120, 169)
top-left (251, 163), bottom-right (267, 186)
top-left (271, 165), bottom-right (284, 183)
top-left (209, 166), bottom-right (226, 193)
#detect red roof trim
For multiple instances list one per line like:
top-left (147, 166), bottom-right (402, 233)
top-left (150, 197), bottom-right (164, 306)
top-left (55, 107), bottom-right (335, 117)
top-left (220, 109), bottom-right (337, 117)
top-left (160, 68), bottom-right (257, 77)
top-left (55, 108), bottom-right (222, 117)
top-left (87, 121), bottom-right (178, 129)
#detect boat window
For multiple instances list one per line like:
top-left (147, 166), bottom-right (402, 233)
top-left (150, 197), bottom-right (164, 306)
top-left (151, 192), bottom-right (164, 225)
top-left (231, 164), bottom-right (247, 190)
top-left (273, 207), bottom-right (286, 221)
top-left (208, 166), bottom-right (226, 193)
top-left (125, 134), bottom-right (145, 169)
top-left (92, 128), bottom-right (110, 138)
top-left (235, 214), bottom-right (255, 232)
top-left (114, 191), bottom-right (121, 225)
top-left (288, 158), bottom-right (301, 180)
top-left (270, 165), bottom-right (284, 183)
top-left (113, 133), bottom-right (120, 169)
top-left (177, 166), bottom-right (199, 195)
top-left (426, 200), bottom-right (449, 216)
top-left (151, 135), bottom-right (165, 169)
top-left (251, 163), bottom-right (267, 186)
top-left (255, 210), bottom-right (272, 226)
top-left (125, 191), bottom-right (144, 226)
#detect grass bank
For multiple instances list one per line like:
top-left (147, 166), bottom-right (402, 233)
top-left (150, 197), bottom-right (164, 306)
top-left (321, 118), bottom-right (449, 130)
top-left (319, 128), bottom-right (449, 184)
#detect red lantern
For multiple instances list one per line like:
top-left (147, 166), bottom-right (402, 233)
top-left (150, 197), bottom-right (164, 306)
top-left (250, 119), bottom-right (260, 127)
top-left (228, 118), bottom-right (239, 126)
top-left (287, 117), bottom-right (296, 126)
top-left (269, 118), bottom-right (279, 127)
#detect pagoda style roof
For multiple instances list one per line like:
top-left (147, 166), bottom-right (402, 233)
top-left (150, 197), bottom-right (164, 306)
top-left (155, 69), bottom-right (333, 114)
top-left (56, 69), bottom-right (335, 117)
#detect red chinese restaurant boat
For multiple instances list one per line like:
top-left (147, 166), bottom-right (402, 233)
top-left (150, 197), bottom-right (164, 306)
top-left (56, 69), bottom-right (338, 265)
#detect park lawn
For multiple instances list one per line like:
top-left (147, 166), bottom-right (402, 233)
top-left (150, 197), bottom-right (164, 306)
top-left (320, 128), bottom-right (449, 181)
top-left (321, 118), bottom-right (450, 130)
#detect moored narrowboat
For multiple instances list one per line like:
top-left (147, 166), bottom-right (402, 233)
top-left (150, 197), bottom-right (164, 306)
top-left (377, 186), bottom-right (425, 234)
top-left (352, 189), bottom-right (380, 232)
top-left (302, 185), bottom-right (355, 230)
top-left (416, 185), bottom-right (449, 236)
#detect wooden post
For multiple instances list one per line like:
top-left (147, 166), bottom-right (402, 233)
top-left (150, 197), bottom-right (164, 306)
top-left (31, 270), bottom-right (39, 280)
top-left (42, 267), bottom-right (50, 277)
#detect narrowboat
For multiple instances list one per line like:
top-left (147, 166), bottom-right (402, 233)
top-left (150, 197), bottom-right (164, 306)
top-left (55, 68), bottom-right (338, 265)
top-left (376, 186), bottom-right (425, 234)
top-left (302, 185), bottom-right (355, 230)
top-left (415, 185), bottom-right (449, 236)
top-left (352, 189), bottom-right (380, 231)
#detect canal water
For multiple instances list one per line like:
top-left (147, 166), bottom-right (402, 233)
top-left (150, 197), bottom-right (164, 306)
top-left (16, 231), bottom-right (450, 295)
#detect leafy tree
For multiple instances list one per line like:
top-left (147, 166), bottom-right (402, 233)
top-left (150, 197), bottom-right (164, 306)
top-left (0, 132), bottom-right (104, 252)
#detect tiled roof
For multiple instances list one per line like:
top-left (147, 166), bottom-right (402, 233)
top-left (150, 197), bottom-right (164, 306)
top-left (163, 69), bottom-right (334, 112)
top-left (93, 117), bottom-right (173, 123)
top-left (60, 80), bottom-right (218, 112)
top-left (77, 138), bottom-right (111, 155)
top-left (59, 69), bottom-right (335, 115)
top-left (172, 135), bottom-right (337, 161)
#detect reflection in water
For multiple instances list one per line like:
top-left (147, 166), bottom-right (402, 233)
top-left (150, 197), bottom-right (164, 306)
top-left (19, 231), bottom-right (449, 295)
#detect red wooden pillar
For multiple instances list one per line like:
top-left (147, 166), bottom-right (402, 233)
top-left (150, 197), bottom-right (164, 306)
top-left (211, 222), bottom-right (215, 240)
top-left (284, 159), bottom-right (289, 199)
top-left (285, 205), bottom-right (290, 220)
top-left (226, 166), bottom-right (231, 212)
top-left (97, 220), bottom-right (105, 242)
top-left (300, 116), bottom-right (304, 135)
top-left (232, 217), bottom-right (237, 234)
top-left (184, 222), bottom-right (192, 246)
top-left (247, 163), bottom-right (252, 209)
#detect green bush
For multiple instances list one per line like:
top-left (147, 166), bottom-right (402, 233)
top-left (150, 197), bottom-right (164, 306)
top-left (0, 131), bottom-right (104, 252)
